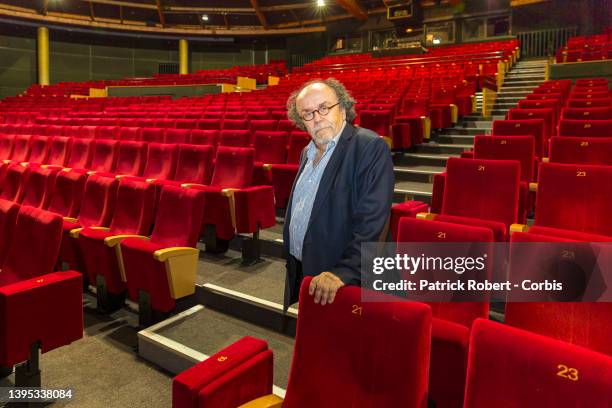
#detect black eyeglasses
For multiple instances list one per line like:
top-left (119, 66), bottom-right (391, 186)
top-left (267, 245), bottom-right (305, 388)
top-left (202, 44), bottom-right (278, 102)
top-left (301, 102), bottom-right (340, 121)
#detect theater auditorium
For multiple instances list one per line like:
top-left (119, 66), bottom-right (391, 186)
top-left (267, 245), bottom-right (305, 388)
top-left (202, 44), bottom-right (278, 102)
top-left (0, 0), bottom-right (610, 406)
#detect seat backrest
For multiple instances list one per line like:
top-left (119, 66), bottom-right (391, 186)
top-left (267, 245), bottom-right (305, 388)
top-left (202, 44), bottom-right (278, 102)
top-left (28, 135), bottom-right (50, 164)
top-left (222, 119), bottom-right (248, 130)
top-left (0, 164), bottom-right (30, 202)
top-left (442, 157), bottom-right (521, 228)
top-left (190, 130), bottom-right (218, 147)
top-left (46, 136), bottom-right (72, 166)
top-left (141, 143), bottom-right (177, 180)
top-left (558, 119), bottom-right (612, 137)
top-left (491, 119), bottom-right (545, 157)
top-left (249, 120), bottom-right (277, 132)
top-left (45, 125), bottom-right (65, 137)
top-left (46, 170), bottom-right (87, 218)
top-left (0, 199), bottom-right (19, 267)
top-left (90, 139), bottom-right (118, 173)
top-left (474, 135), bottom-right (535, 182)
top-left (253, 131), bottom-right (288, 164)
top-left (115, 141), bottom-right (147, 176)
top-left (77, 174), bottom-right (118, 228)
top-left (10, 135), bottom-right (31, 162)
top-left (197, 119), bottom-right (221, 130)
top-left (174, 144), bottom-right (213, 185)
top-left (0, 206), bottom-right (62, 286)
top-left (20, 167), bottom-right (56, 208)
top-left (567, 98), bottom-right (611, 108)
top-left (0, 134), bottom-right (15, 159)
top-left (561, 106), bottom-right (612, 120)
top-left (174, 119), bottom-right (196, 130)
top-left (118, 126), bottom-right (142, 141)
top-left (549, 136), bottom-right (612, 165)
top-left (141, 127), bottom-right (166, 143)
top-left (80, 125), bottom-right (98, 139)
top-left (155, 118), bottom-right (176, 128)
top-left (534, 162), bottom-right (612, 236)
top-left (277, 119), bottom-right (296, 132)
top-left (63, 126), bottom-right (81, 138)
top-left (96, 125), bottom-right (119, 140)
top-left (287, 131), bottom-right (311, 164)
top-left (284, 277), bottom-right (432, 408)
top-left (463, 318), bottom-right (612, 408)
top-left (507, 108), bottom-right (554, 140)
top-left (210, 146), bottom-right (254, 189)
top-left (218, 130), bottom-right (251, 148)
top-left (164, 128), bottom-right (190, 144)
top-left (109, 178), bottom-right (155, 235)
top-left (151, 186), bottom-right (206, 247)
top-left (66, 139), bottom-right (94, 169)
top-left (359, 110), bottom-right (392, 136)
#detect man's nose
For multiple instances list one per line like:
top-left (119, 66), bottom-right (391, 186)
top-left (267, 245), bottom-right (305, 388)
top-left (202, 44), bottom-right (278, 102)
top-left (312, 111), bottom-right (325, 123)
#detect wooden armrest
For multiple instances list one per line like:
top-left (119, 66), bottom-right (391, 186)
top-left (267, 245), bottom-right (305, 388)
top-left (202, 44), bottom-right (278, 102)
top-left (510, 223), bottom-right (529, 234)
top-left (63, 216), bottom-right (78, 223)
top-left (529, 182), bottom-right (538, 192)
top-left (70, 226), bottom-right (109, 238)
top-left (542, 157), bottom-right (549, 163)
top-left (181, 183), bottom-right (204, 188)
top-left (262, 163), bottom-right (272, 171)
top-left (61, 167), bottom-right (72, 172)
top-left (86, 170), bottom-right (97, 176)
top-left (416, 212), bottom-right (437, 221)
top-left (19, 162), bottom-right (29, 167)
top-left (153, 247), bottom-right (198, 262)
top-left (145, 178), bottom-right (157, 183)
top-left (104, 234), bottom-right (149, 247)
top-left (238, 394), bottom-right (284, 408)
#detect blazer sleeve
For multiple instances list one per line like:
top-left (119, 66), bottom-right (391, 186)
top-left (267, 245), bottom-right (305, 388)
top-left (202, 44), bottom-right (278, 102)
top-left (330, 136), bottom-right (394, 286)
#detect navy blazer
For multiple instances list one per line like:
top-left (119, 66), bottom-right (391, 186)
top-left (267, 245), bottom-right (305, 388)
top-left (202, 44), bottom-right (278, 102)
top-left (282, 123), bottom-right (395, 310)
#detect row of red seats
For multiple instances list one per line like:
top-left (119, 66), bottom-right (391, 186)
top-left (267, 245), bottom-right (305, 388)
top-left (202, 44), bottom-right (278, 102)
top-left (556, 31), bottom-right (612, 63)
top-left (172, 277), bottom-right (612, 408)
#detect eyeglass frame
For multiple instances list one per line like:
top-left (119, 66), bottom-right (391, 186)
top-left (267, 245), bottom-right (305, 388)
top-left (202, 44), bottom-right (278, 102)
top-left (300, 102), bottom-right (341, 121)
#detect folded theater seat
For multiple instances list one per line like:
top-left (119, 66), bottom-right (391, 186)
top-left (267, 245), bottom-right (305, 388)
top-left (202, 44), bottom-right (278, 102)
top-left (173, 277), bottom-right (432, 408)
top-left (463, 319), bottom-right (612, 408)
top-left (419, 157), bottom-right (521, 242)
top-left (183, 146), bottom-right (275, 263)
top-left (269, 131), bottom-right (310, 209)
top-left (397, 217), bottom-right (493, 408)
top-left (251, 130), bottom-right (289, 186)
top-left (0, 205), bottom-right (83, 387)
top-left (73, 178), bottom-right (155, 312)
top-left (59, 174), bottom-right (118, 272)
top-left (118, 186), bottom-right (205, 325)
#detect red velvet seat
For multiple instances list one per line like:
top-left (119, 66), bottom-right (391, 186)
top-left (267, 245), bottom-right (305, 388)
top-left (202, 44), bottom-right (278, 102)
top-left (24, 135), bottom-right (50, 165)
top-left (45, 136), bottom-right (72, 167)
top-left (0, 199), bottom-right (19, 265)
top-left (59, 174), bottom-right (118, 270)
top-left (120, 186), bottom-right (206, 317)
top-left (253, 130), bottom-right (288, 185)
top-left (65, 139), bottom-right (94, 170)
top-left (222, 119), bottom-right (248, 130)
top-left (63, 126), bottom-right (81, 139)
top-left (137, 143), bottom-right (178, 182)
top-left (96, 125), bottom-right (119, 140)
top-left (173, 277), bottom-right (432, 408)
top-left (567, 98), bottom-right (611, 108)
top-left (507, 108), bottom-right (555, 142)
top-left (492, 119), bottom-right (546, 158)
top-left (0, 134), bottom-right (15, 159)
top-left (269, 131), bottom-right (310, 209)
top-left (359, 110), bottom-right (392, 137)
top-left (76, 178), bottom-right (155, 305)
top-left (558, 119), bottom-right (612, 137)
top-left (174, 119), bottom-right (196, 129)
top-left (190, 130), bottom-right (218, 147)
top-left (80, 125), bottom-right (98, 139)
top-left (397, 216), bottom-right (493, 408)
top-left (111, 141), bottom-right (147, 177)
top-left (549, 136), bottom-right (612, 165)
top-left (0, 164), bottom-right (30, 202)
top-left (118, 127), bottom-right (142, 141)
top-left (196, 119), bottom-right (221, 130)
top-left (218, 130), bottom-right (251, 148)
top-left (561, 106), bottom-right (612, 120)
top-left (141, 127), bottom-right (166, 143)
top-left (389, 200), bottom-right (429, 241)
top-left (464, 319), bottom-right (612, 408)
top-left (8, 135), bottom-right (31, 163)
top-left (277, 119), bottom-right (296, 132)
top-left (20, 166), bottom-right (57, 208)
top-left (249, 119), bottom-right (277, 133)
top-left (46, 170), bottom-right (87, 219)
top-left (164, 128), bottom-right (190, 144)
top-left (44, 125), bottom-right (65, 137)
top-left (0, 206), bottom-right (83, 371)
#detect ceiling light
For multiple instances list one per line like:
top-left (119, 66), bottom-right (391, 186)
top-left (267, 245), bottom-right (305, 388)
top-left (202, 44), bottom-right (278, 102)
top-left (433, 38), bottom-right (441, 44)
top-left (201, 14), bottom-right (209, 21)
top-left (405, 28), bottom-right (413, 33)
top-left (317, 0), bottom-right (325, 7)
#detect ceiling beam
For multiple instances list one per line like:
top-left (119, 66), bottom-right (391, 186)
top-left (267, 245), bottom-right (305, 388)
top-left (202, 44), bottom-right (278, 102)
top-left (155, 0), bottom-right (165, 26)
top-left (260, 3), bottom-right (312, 12)
top-left (77, 0), bottom-right (321, 14)
top-left (272, 6), bottom-right (385, 28)
top-left (88, 1), bottom-right (95, 21)
top-left (80, 0), bottom-right (156, 10)
top-left (335, 0), bottom-right (368, 21)
top-left (249, 0), bottom-right (268, 29)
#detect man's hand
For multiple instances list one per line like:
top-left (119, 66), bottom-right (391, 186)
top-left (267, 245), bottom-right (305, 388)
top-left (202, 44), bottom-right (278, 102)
top-left (309, 271), bottom-right (345, 305)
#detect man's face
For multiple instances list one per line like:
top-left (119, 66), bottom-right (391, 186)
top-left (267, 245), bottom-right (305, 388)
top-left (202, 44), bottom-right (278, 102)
top-left (296, 83), bottom-right (346, 148)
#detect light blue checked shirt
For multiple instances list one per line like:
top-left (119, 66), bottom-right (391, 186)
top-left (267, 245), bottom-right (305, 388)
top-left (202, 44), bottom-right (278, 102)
top-left (289, 122), bottom-right (346, 261)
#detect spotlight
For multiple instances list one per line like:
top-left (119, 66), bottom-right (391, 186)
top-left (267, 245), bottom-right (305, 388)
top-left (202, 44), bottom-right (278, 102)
top-left (433, 38), bottom-right (441, 45)
top-left (405, 28), bottom-right (413, 33)
top-left (317, 0), bottom-right (325, 6)
top-left (201, 14), bottom-right (209, 21)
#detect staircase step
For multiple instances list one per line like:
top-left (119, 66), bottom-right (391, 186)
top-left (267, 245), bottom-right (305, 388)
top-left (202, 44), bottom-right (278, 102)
top-left (394, 152), bottom-right (456, 167)
top-left (440, 127), bottom-right (489, 135)
top-left (437, 134), bottom-right (480, 144)
top-left (393, 181), bottom-right (433, 204)
top-left (415, 143), bottom-right (472, 154)
top-left (393, 165), bottom-right (445, 182)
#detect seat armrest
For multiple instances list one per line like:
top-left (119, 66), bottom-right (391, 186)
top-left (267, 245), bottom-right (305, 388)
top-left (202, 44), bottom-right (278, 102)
top-left (510, 223), bottom-right (529, 234)
top-left (104, 234), bottom-right (149, 247)
top-left (416, 212), bottom-right (438, 221)
top-left (238, 394), bottom-right (283, 408)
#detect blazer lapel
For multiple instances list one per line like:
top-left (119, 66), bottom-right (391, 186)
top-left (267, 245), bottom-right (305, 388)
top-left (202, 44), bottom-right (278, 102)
top-left (305, 124), bottom-right (354, 233)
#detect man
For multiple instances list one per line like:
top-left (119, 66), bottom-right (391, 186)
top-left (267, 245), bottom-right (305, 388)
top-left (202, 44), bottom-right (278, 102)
top-left (283, 78), bottom-right (395, 310)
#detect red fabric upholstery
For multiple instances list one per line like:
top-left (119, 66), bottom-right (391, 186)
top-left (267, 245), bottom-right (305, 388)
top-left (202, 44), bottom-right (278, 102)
top-left (567, 98), bottom-right (611, 108)
top-left (518, 99), bottom-right (561, 124)
top-left (96, 125), bottom-right (119, 140)
top-left (234, 185), bottom-right (276, 233)
top-left (558, 119), bottom-right (612, 137)
top-left (463, 319), bottom-right (612, 407)
top-left (249, 120), bottom-right (277, 132)
top-left (278, 119), bottom-right (296, 132)
top-left (283, 277), bottom-right (432, 407)
top-left (507, 108), bottom-right (555, 141)
top-left (358, 110), bottom-right (392, 136)
top-left (47, 170), bottom-right (86, 218)
top-left (390, 201), bottom-right (429, 241)
top-left (121, 186), bottom-right (205, 311)
top-left (269, 163), bottom-right (299, 209)
top-left (0, 199), bottom-right (19, 266)
top-left (172, 336), bottom-right (272, 408)
top-left (114, 141), bottom-right (147, 176)
top-left (561, 106), bottom-right (612, 120)
top-left (390, 123), bottom-right (413, 149)
top-left (118, 126), bottom-right (142, 141)
top-left (10, 135), bottom-right (31, 162)
top-left (219, 130), bottom-right (251, 148)
top-left (20, 167), bottom-right (57, 208)
top-left (222, 119), bottom-right (248, 130)
top-left (141, 127), bottom-right (166, 143)
top-left (190, 130), bottom-right (218, 148)
top-left (442, 157), bottom-right (520, 233)
top-left (141, 143), bottom-right (177, 181)
top-left (0, 134), bottom-right (14, 159)
top-left (492, 119), bottom-right (546, 158)
top-left (0, 164), bottom-right (29, 202)
top-left (253, 131), bottom-right (288, 164)
top-left (66, 139), bottom-right (94, 169)
top-left (534, 162), bottom-right (612, 236)
top-left (287, 131), bottom-right (310, 164)
top-left (78, 178), bottom-right (155, 293)
top-left (474, 135), bottom-right (535, 182)
top-left (27, 135), bottom-right (50, 164)
top-left (171, 144), bottom-right (214, 185)
top-left (46, 136), bottom-right (72, 166)
top-left (80, 125), bottom-right (98, 139)
top-left (165, 129), bottom-right (190, 144)
top-left (549, 136), bottom-right (612, 165)
top-left (197, 119), bottom-right (221, 130)
top-left (88, 139), bottom-right (118, 173)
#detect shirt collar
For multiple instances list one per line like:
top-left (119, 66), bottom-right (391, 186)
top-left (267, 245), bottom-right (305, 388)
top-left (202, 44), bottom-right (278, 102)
top-left (306, 121), bottom-right (346, 161)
